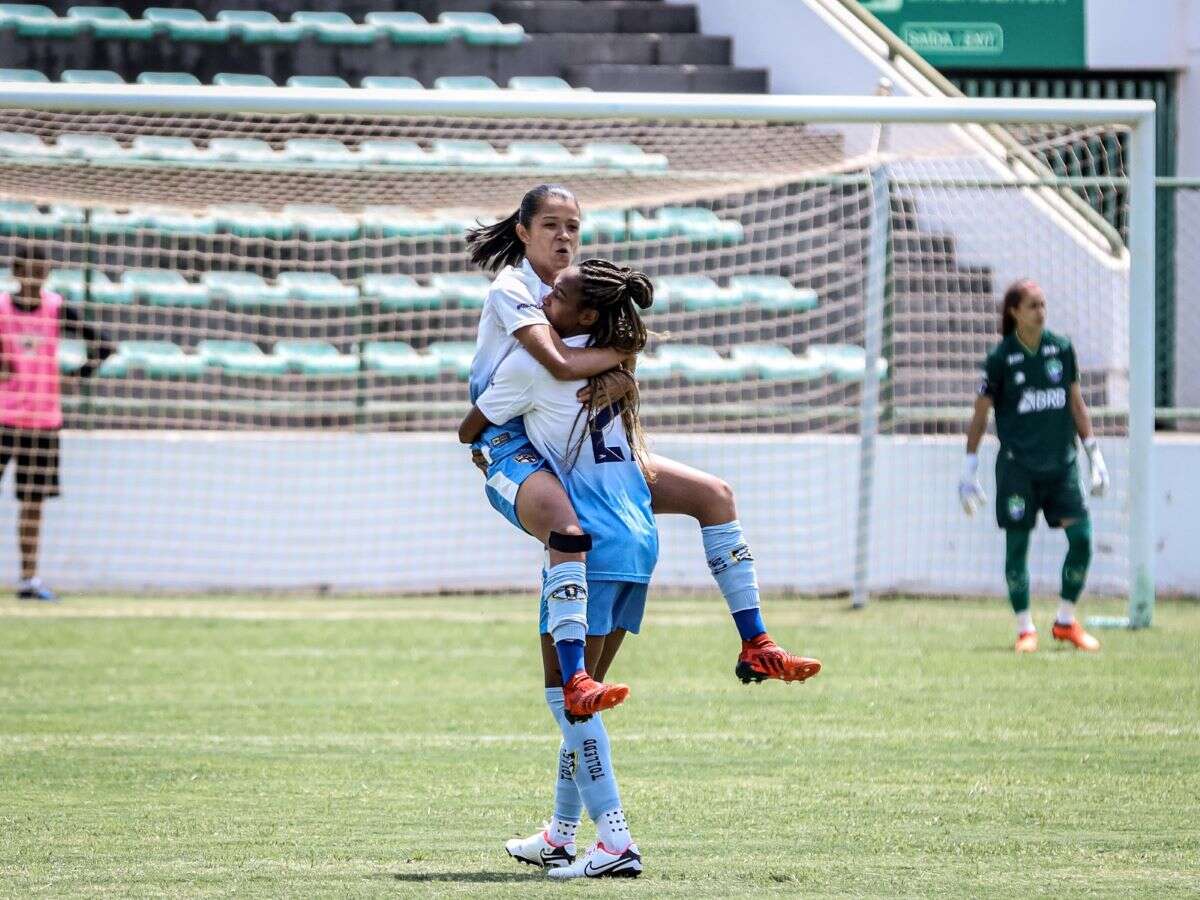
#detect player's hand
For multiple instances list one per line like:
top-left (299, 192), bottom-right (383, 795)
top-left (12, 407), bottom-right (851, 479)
top-left (958, 453), bottom-right (987, 516)
top-left (1084, 437), bottom-right (1108, 497)
top-left (470, 448), bottom-right (488, 475)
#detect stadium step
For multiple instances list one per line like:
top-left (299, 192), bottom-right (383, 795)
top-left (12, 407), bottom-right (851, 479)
top-left (566, 64), bottom-right (767, 93)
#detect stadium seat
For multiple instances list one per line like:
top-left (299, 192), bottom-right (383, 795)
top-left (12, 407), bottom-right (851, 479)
top-left (286, 76), bottom-right (351, 90)
top-left (0, 266), bottom-right (17, 294)
top-left (55, 133), bottom-right (124, 159)
top-left (144, 8), bottom-right (230, 43)
top-left (581, 209), bottom-right (628, 243)
top-left (654, 275), bottom-right (739, 311)
top-left (215, 10), bottom-right (304, 44)
top-left (730, 344), bottom-right (824, 381)
top-left (211, 204), bottom-right (293, 239)
top-left (58, 338), bottom-right (86, 374)
top-left (61, 70), bottom-right (125, 85)
top-left (505, 141), bottom-right (589, 169)
top-left (0, 131), bottom-right (51, 157)
top-left (122, 269), bottom-right (211, 308)
top-left (363, 11), bottom-right (452, 44)
top-left (432, 139), bottom-right (504, 166)
top-left (358, 140), bottom-right (432, 166)
top-left (0, 4), bottom-right (84, 38)
top-left (581, 142), bottom-right (668, 171)
top-left (67, 7), bottom-right (155, 40)
top-left (213, 73), bottom-right (276, 88)
top-left (631, 354), bottom-right (672, 382)
top-left (282, 138), bottom-right (357, 164)
top-left (207, 138), bottom-right (279, 163)
top-left (273, 340), bottom-right (359, 375)
top-left (433, 76), bottom-right (500, 91)
top-left (437, 12), bottom-right (524, 46)
top-left (731, 276), bottom-right (819, 312)
top-left (655, 345), bottom-right (748, 382)
top-left (290, 11), bottom-right (379, 45)
top-left (363, 341), bottom-right (440, 379)
top-left (626, 211), bottom-right (672, 242)
top-left (0, 68), bottom-right (48, 82)
top-left (360, 76), bottom-right (424, 90)
top-left (131, 135), bottom-right (208, 161)
top-left (108, 341), bottom-right (205, 379)
top-left (807, 344), bottom-right (887, 382)
top-left (142, 208), bottom-right (219, 236)
top-left (657, 207), bottom-right (744, 244)
top-left (360, 206), bottom-right (451, 238)
top-left (46, 268), bottom-right (132, 304)
top-left (136, 72), bottom-right (202, 86)
top-left (0, 200), bottom-right (84, 238)
top-left (425, 341), bottom-right (474, 378)
top-left (507, 76), bottom-right (577, 92)
top-left (282, 204), bottom-right (360, 241)
top-left (431, 274), bottom-right (490, 308)
top-left (276, 271), bottom-right (359, 307)
top-left (198, 339), bottom-right (288, 375)
top-left (363, 274), bottom-right (441, 311)
top-left (88, 207), bottom-right (150, 235)
top-left (202, 271), bottom-right (290, 308)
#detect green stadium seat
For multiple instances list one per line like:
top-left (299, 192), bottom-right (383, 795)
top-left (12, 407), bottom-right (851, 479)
top-left (202, 271), bottom-right (290, 308)
top-left (507, 76), bottom-right (576, 92)
top-left (45, 268), bottom-right (131, 304)
top-left (808, 344), bottom-right (887, 382)
top-left (282, 138), bottom-right (357, 164)
top-left (88, 207), bottom-right (149, 235)
top-left (276, 271), bottom-right (359, 307)
top-left (657, 207), bottom-right (744, 244)
top-left (656, 345), bottom-right (748, 382)
top-left (273, 340), bottom-right (359, 375)
top-left (131, 135), bottom-right (208, 161)
top-left (425, 341), bottom-right (474, 378)
top-left (431, 274), bottom-right (490, 308)
top-left (122, 269), bottom-right (210, 307)
top-left (731, 276), bottom-right (818, 312)
top-left (730, 344), bottom-right (824, 381)
top-left (358, 140), bottom-right (430, 166)
top-left (215, 10), bottom-right (304, 44)
top-left (212, 204), bottom-right (293, 239)
top-left (67, 7), bottom-right (155, 40)
top-left (207, 138), bottom-right (279, 163)
top-left (360, 206), bottom-right (451, 238)
top-left (0, 4), bottom-right (84, 38)
top-left (360, 75), bottom-right (424, 91)
top-left (363, 274), bottom-right (441, 311)
top-left (654, 275), bottom-right (740, 311)
top-left (433, 75), bottom-right (500, 91)
top-left (282, 204), bottom-right (360, 241)
top-left (61, 69), bottom-right (124, 85)
top-left (286, 75), bottom-right (351, 90)
top-left (213, 73), bottom-right (275, 88)
top-left (58, 338), bottom-right (86, 374)
top-left (56, 132), bottom-right (125, 159)
top-left (290, 11), bottom-right (379, 45)
top-left (142, 207), bottom-right (218, 236)
top-left (581, 142), bottom-right (668, 171)
top-left (198, 339), bottom-right (288, 375)
top-left (0, 68), bottom-right (48, 82)
top-left (632, 354), bottom-right (672, 382)
top-left (363, 341), bottom-right (440, 379)
top-left (432, 139), bottom-right (503, 166)
top-left (364, 11), bottom-right (452, 44)
top-left (0, 266), bottom-right (18, 294)
top-left (0, 131), bottom-right (51, 157)
top-left (144, 8), bottom-right (230, 43)
top-left (580, 209), bottom-right (628, 243)
top-left (505, 141), bottom-right (589, 169)
top-left (437, 11), bottom-right (524, 46)
top-left (136, 72), bottom-right (202, 86)
top-left (626, 211), bottom-right (672, 242)
top-left (111, 341), bottom-right (204, 379)
top-left (0, 200), bottom-right (84, 238)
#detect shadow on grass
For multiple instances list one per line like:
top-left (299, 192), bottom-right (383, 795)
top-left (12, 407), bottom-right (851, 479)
top-left (380, 871), bottom-right (536, 884)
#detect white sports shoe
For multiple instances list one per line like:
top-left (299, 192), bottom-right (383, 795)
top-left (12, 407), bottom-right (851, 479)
top-left (504, 828), bottom-right (576, 869)
top-left (546, 842), bottom-right (642, 879)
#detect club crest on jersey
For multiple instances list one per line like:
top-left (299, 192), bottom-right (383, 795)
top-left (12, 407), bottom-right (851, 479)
top-left (513, 451), bottom-right (539, 465)
top-left (1014, 371), bottom-right (1026, 385)
top-left (1007, 495), bottom-right (1026, 521)
top-left (1045, 358), bottom-right (1063, 383)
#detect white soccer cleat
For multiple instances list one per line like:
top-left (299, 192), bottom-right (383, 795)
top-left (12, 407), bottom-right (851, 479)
top-left (546, 842), bottom-right (642, 879)
top-left (504, 828), bottom-right (576, 870)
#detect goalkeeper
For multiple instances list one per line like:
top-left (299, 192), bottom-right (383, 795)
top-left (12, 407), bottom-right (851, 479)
top-left (959, 279), bottom-right (1109, 653)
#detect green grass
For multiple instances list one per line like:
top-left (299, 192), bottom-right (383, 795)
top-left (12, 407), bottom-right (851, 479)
top-left (1, 595), bottom-right (1198, 898)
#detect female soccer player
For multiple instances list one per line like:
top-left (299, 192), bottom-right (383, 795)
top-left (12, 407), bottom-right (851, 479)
top-left (460, 260), bottom-right (659, 878)
top-left (959, 279), bottom-right (1109, 653)
top-left (463, 184), bottom-right (819, 721)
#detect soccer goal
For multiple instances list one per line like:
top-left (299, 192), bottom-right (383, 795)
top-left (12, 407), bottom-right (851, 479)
top-left (0, 84), bottom-right (1155, 624)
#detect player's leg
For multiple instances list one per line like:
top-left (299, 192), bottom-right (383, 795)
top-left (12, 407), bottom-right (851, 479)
top-left (1045, 465), bottom-right (1100, 650)
top-left (996, 453), bottom-right (1037, 651)
top-left (14, 430), bottom-right (58, 602)
top-left (647, 453), bottom-right (819, 684)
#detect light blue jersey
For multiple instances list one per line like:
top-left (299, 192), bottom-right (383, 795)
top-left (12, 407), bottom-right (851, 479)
top-left (476, 335), bottom-right (658, 582)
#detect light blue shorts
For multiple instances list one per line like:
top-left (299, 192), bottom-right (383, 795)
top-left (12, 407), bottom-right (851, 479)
top-left (476, 421), bottom-right (548, 535)
top-left (539, 580), bottom-right (649, 637)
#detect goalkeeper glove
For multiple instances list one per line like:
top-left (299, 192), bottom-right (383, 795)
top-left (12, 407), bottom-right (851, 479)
top-left (958, 453), bottom-right (987, 516)
top-left (1084, 437), bottom-right (1109, 497)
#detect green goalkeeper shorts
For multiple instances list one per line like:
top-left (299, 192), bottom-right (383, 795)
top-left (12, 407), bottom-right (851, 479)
top-left (995, 453), bottom-right (1087, 530)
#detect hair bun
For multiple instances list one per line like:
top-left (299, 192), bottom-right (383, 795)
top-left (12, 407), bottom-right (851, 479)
top-left (624, 271), bottom-right (654, 310)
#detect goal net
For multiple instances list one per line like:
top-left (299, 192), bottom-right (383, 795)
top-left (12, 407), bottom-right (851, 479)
top-left (0, 87), bottom-right (1153, 613)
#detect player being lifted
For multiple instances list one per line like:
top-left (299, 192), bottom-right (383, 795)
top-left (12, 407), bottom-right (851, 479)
top-left (460, 260), bottom-right (659, 879)
top-left (959, 279), bottom-right (1109, 653)
top-left (462, 184), bottom-right (820, 721)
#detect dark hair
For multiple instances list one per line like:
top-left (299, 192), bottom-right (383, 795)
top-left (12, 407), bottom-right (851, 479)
top-left (1001, 279), bottom-right (1040, 336)
top-left (465, 184), bottom-right (577, 273)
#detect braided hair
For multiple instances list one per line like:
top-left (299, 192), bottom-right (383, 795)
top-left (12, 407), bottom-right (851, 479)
top-left (465, 183), bottom-right (577, 273)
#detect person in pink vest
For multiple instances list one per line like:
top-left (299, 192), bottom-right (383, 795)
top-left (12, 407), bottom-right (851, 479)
top-left (1, 242), bottom-right (112, 601)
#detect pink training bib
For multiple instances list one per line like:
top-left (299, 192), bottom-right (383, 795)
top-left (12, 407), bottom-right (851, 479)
top-left (0, 289), bottom-right (63, 430)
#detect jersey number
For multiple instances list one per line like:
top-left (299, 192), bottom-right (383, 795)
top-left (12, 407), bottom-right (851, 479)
top-left (590, 404), bottom-right (626, 464)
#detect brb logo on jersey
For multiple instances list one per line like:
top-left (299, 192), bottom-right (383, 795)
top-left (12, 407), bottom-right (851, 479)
top-left (1017, 387), bottom-right (1066, 415)
top-left (1045, 358), bottom-right (1064, 384)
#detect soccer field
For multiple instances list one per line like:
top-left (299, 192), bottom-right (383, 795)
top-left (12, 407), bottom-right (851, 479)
top-left (1, 595), bottom-right (1197, 898)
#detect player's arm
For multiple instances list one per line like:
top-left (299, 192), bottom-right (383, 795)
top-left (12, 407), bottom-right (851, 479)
top-left (959, 360), bottom-right (998, 515)
top-left (60, 305), bottom-right (115, 378)
top-left (458, 406), bottom-right (490, 445)
top-left (457, 352), bottom-right (538, 445)
top-left (514, 323), bottom-right (624, 381)
top-left (1069, 367), bottom-right (1108, 496)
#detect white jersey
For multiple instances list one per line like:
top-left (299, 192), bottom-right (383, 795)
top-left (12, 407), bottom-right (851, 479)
top-left (468, 258), bottom-right (551, 403)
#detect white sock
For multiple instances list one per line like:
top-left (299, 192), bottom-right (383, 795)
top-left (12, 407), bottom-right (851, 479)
top-left (1056, 599), bottom-right (1077, 626)
top-left (1015, 610), bottom-right (1035, 635)
top-left (596, 807), bottom-right (630, 853)
top-left (547, 815), bottom-right (578, 846)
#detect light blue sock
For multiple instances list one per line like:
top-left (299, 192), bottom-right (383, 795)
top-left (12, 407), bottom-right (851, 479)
top-left (545, 688), bottom-right (582, 825)
top-left (702, 520), bottom-right (763, 618)
top-left (547, 691), bottom-right (621, 822)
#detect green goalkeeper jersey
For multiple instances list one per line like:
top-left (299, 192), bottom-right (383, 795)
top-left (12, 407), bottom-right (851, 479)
top-left (979, 329), bottom-right (1078, 474)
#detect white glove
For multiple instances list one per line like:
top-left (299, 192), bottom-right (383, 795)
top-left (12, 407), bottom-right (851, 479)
top-left (958, 453), bottom-right (987, 516)
top-left (1084, 437), bottom-right (1109, 497)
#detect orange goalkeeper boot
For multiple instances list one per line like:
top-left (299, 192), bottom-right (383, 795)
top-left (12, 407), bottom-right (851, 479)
top-left (563, 671), bottom-right (630, 722)
top-left (736, 634), bottom-right (822, 684)
top-left (1014, 631), bottom-right (1039, 653)
top-left (1051, 620), bottom-right (1100, 651)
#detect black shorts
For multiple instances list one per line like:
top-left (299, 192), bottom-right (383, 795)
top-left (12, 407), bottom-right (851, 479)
top-left (0, 428), bottom-right (61, 502)
top-left (995, 453), bottom-right (1086, 530)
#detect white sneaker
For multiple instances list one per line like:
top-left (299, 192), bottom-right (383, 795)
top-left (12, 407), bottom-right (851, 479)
top-left (546, 842), bottom-right (642, 879)
top-left (504, 827), bottom-right (576, 869)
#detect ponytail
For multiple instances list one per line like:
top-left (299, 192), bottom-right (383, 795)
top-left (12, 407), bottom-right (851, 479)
top-left (465, 183), bottom-right (577, 273)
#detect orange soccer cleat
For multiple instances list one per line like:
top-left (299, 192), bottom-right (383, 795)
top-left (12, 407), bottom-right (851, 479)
top-left (563, 671), bottom-right (630, 722)
top-left (736, 634), bottom-right (822, 684)
top-left (1051, 620), bottom-right (1100, 651)
top-left (1014, 630), bottom-right (1039, 653)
